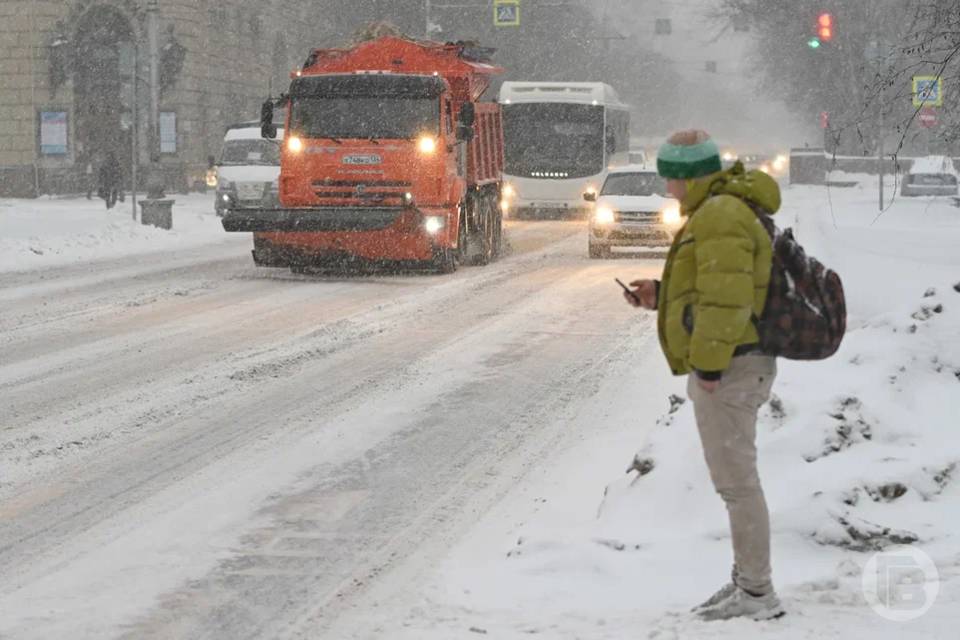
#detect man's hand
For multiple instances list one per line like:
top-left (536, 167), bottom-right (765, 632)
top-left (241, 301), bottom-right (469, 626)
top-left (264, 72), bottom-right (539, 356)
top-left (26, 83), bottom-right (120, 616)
top-left (625, 279), bottom-right (658, 310)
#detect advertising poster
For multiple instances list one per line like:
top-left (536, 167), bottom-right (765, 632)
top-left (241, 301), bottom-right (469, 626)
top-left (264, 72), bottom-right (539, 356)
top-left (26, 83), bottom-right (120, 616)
top-left (40, 111), bottom-right (68, 155)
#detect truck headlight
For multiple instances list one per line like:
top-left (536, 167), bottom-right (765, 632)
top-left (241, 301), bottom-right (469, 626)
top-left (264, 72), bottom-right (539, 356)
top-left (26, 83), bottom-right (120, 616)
top-left (403, 191), bottom-right (415, 206)
top-left (417, 135), bottom-right (437, 154)
top-left (424, 216), bottom-right (445, 234)
top-left (594, 206), bottom-right (615, 225)
top-left (287, 136), bottom-right (303, 153)
top-left (660, 204), bottom-right (681, 227)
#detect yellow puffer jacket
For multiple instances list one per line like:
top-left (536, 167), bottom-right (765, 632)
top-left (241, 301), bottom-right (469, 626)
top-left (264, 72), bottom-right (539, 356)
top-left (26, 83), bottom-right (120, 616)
top-left (656, 163), bottom-right (781, 375)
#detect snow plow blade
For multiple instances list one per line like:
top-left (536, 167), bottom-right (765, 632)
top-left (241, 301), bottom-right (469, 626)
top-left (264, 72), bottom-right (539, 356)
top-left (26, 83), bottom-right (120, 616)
top-left (221, 207), bottom-right (405, 232)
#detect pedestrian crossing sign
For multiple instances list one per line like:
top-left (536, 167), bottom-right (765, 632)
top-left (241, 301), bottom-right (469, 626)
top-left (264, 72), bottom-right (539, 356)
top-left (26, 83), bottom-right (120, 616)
top-left (494, 0), bottom-right (520, 27)
top-left (913, 76), bottom-right (943, 107)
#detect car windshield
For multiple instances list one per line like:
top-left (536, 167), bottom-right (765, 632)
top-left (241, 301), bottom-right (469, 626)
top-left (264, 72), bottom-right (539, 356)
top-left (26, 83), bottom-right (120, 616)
top-left (601, 172), bottom-right (667, 196)
top-left (219, 140), bottom-right (280, 166)
top-left (502, 103), bottom-right (605, 179)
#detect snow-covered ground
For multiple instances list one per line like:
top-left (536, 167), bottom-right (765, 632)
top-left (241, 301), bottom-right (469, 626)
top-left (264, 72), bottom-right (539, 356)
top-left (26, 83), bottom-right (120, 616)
top-left (0, 180), bottom-right (957, 639)
top-left (0, 192), bottom-right (240, 273)
top-left (331, 178), bottom-right (960, 639)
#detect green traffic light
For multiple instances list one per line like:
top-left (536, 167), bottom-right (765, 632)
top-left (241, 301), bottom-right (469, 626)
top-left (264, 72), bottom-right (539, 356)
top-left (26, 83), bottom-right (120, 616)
top-left (807, 37), bottom-right (821, 49)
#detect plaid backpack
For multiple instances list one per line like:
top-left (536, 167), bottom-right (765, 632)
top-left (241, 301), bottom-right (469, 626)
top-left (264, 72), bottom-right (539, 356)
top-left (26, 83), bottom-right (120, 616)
top-left (750, 206), bottom-right (847, 360)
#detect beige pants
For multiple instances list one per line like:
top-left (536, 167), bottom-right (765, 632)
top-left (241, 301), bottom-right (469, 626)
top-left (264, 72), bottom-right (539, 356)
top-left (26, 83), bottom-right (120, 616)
top-left (687, 355), bottom-right (777, 595)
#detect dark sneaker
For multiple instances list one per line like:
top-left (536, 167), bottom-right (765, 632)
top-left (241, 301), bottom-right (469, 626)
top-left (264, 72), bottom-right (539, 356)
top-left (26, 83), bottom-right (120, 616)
top-left (697, 587), bottom-right (785, 621)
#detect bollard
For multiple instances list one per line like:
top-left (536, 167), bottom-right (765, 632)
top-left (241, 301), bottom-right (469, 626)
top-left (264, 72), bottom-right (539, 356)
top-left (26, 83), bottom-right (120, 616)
top-left (139, 199), bottom-right (175, 230)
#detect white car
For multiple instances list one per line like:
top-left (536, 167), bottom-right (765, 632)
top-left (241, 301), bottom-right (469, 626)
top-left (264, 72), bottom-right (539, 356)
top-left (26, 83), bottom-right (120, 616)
top-left (214, 125), bottom-right (284, 216)
top-left (584, 165), bottom-right (681, 258)
top-left (901, 155), bottom-right (959, 197)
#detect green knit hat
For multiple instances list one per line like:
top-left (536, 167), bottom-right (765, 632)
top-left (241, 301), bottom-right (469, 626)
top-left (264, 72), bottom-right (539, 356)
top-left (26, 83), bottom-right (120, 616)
top-left (656, 133), bottom-right (722, 179)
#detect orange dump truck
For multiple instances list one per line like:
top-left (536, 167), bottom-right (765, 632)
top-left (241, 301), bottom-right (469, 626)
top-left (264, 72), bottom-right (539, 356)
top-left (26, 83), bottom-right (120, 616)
top-left (221, 36), bottom-right (506, 272)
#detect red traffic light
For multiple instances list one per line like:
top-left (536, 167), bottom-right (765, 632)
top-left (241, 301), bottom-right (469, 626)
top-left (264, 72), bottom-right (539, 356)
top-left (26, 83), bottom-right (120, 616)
top-left (817, 12), bottom-right (834, 41)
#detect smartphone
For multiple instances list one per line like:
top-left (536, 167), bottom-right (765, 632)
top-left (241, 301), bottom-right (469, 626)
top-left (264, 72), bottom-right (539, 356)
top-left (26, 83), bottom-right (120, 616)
top-left (615, 278), bottom-right (641, 304)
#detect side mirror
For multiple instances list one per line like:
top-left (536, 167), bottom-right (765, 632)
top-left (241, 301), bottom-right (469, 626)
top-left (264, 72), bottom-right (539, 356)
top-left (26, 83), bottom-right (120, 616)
top-left (459, 102), bottom-right (476, 128)
top-left (207, 154), bottom-right (216, 169)
top-left (583, 191), bottom-right (597, 203)
top-left (260, 100), bottom-right (277, 139)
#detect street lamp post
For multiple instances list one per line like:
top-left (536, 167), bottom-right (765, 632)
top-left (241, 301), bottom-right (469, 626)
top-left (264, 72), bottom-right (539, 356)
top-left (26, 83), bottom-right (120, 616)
top-left (146, 0), bottom-right (163, 199)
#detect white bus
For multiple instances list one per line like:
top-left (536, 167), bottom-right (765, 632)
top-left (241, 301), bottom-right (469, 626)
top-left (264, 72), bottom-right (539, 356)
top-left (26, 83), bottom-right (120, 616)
top-left (499, 81), bottom-right (630, 218)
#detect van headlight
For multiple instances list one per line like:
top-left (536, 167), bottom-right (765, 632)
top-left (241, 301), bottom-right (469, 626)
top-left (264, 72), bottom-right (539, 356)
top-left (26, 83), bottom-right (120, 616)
top-left (594, 206), bottom-right (615, 225)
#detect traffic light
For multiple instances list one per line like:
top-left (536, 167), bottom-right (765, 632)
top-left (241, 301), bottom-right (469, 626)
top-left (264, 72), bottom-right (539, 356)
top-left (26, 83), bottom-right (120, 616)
top-left (817, 12), bottom-right (833, 42)
top-left (807, 37), bottom-right (821, 49)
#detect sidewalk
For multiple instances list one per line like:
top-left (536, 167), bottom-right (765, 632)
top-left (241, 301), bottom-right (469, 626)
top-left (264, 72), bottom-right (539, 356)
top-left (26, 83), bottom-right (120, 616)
top-left (0, 193), bottom-right (245, 274)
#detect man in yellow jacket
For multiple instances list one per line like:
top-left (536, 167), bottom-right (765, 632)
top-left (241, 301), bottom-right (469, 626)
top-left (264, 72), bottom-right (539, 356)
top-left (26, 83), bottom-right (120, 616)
top-left (625, 130), bottom-right (784, 621)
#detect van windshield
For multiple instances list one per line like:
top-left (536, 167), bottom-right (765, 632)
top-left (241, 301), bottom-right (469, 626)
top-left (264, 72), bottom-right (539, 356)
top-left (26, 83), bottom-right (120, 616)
top-left (220, 140), bottom-right (280, 166)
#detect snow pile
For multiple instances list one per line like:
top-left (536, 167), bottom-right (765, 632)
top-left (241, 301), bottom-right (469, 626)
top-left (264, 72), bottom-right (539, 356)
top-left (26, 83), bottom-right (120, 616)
top-left (0, 194), bottom-right (241, 273)
top-left (396, 181), bottom-right (960, 638)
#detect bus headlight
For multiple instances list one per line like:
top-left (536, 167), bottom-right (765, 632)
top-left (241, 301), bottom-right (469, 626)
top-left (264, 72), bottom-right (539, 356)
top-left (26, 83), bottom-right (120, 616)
top-left (417, 135), bottom-right (437, 154)
top-left (583, 185), bottom-right (598, 198)
top-left (594, 206), bottom-right (615, 225)
top-left (424, 216), bottom-right (445, 234)
top-left (660, 204), bottom-right (681, 227)
top-left (287, 136), bottom-right (303, 153)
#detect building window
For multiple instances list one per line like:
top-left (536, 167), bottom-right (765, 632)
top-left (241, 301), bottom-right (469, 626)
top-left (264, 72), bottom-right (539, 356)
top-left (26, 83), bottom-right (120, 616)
top-left (733, 22), bottom-right (750, 32)
top-left (655, 18), bottom-right (672, 35)
top-left (705, 61), bottom-right (717, 73)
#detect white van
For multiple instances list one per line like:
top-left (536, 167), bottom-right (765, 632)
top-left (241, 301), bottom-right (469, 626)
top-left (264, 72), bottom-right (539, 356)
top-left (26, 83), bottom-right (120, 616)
top-left (213, 124), bottom-right (284, 215)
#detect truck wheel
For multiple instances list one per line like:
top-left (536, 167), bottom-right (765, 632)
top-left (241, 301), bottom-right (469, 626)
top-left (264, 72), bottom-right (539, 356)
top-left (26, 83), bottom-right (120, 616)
top-left (433, 248), bottom-right (457, 273)
top-left (471, 195), bottom-right (495, 266)
top-left (456, 206), bottom-right (469, 265)
top-left (492, 200), bottom-right (504, 259)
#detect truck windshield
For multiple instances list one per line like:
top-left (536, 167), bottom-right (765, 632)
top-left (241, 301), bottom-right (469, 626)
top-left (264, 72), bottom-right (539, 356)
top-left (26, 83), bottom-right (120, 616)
top-left (220, 140), bottom-right (280, 166)
top-left (502, 103), bottom-right (605, 179)
top-left (290, 97), bottom-right (439, 140)
top-left (601, 173), bottom-right (667, 197)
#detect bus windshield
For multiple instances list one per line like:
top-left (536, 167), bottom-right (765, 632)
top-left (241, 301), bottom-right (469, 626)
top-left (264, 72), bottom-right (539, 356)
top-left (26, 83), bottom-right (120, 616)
top-left (502, 103), bottom-right (605, 179)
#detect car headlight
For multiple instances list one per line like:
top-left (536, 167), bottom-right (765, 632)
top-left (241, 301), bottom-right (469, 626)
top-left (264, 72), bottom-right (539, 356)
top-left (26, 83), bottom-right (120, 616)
top-left (594, 206), bottom-right (615, 225)
top-left (417, 135), bottom-right (437, 154)
top-left (424, 216), bottom-right (445, 234)
top-left (660, 204), bottom-right (681, 227)
top-left (205, 168), bottom-right (218, 187)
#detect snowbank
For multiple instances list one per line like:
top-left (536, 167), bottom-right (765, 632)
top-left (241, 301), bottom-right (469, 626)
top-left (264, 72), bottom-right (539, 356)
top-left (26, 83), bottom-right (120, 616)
top-left (392, 179), bottom-right (960, 638)
top-left (0, 194), bottom-right (243, 273)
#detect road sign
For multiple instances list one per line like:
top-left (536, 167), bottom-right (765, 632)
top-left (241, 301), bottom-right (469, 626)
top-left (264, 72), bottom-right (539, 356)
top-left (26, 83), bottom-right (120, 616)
top-left (919, 106), bottom-right (938, 128)
top-left (913, 76), bottom-right (943, 107)
top-left (494, 0), bottom-right (520, 27)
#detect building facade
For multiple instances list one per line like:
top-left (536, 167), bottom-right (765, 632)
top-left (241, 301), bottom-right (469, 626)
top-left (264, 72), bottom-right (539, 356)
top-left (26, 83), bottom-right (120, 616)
top-left (0, 0), bottom-right (319, 197)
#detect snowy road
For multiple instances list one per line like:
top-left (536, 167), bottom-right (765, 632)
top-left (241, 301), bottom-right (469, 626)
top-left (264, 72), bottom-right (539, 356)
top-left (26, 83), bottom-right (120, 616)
top-left (0, 221), bottom-right (663, 639)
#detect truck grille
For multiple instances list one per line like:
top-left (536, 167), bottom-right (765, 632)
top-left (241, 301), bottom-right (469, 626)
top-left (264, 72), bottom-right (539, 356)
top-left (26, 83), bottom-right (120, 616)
top-left (311, 180), bottom-right (412, 205)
